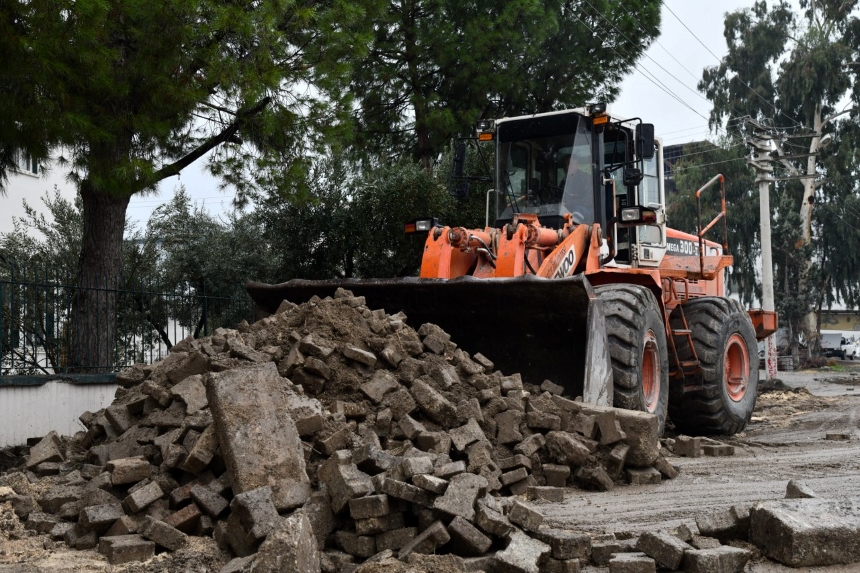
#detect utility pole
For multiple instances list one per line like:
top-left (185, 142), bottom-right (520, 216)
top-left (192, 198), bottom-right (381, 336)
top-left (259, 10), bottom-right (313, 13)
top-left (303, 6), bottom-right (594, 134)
top-left (745, 121), bottom-right (777, 380)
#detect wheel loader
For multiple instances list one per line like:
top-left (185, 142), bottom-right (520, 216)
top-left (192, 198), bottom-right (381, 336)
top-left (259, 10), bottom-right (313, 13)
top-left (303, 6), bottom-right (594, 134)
top-left (247, 106), bottom-right (777, 435)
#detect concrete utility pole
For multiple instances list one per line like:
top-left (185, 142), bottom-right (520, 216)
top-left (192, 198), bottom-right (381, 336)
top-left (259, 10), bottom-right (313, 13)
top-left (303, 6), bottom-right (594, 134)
top-left (746, 122), bottom-right (777, 380)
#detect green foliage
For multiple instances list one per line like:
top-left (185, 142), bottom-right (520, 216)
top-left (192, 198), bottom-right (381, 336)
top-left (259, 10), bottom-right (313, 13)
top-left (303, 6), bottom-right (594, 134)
top-left (350, 0), bottom-right (662, 167)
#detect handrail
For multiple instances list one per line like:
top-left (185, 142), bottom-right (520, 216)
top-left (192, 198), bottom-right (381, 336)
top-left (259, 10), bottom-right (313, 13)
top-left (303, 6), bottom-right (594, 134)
top-left (695, 174), bottom-right (729, 276)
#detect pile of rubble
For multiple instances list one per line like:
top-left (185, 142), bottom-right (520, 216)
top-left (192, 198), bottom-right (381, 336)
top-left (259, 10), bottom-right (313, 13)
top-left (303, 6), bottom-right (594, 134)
top-left (0, 288), bottom-right (682, 572)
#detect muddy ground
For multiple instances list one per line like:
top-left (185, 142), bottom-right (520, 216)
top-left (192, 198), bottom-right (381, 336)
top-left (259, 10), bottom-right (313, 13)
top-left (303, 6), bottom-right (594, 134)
top-left (4, 367), bottom-right (860, 572)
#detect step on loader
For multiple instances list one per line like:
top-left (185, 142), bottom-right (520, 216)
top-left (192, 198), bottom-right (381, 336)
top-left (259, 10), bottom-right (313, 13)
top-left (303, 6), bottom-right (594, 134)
top-left (247, 106), bottom-right (777, 435)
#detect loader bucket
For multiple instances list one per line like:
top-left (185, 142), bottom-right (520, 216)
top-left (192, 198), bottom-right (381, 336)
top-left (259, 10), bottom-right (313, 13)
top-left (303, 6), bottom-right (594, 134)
top-left (246, 275), bottom-right (612, 404)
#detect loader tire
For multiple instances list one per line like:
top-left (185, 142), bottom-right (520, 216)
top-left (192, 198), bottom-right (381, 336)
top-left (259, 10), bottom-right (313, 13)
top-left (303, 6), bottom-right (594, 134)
top-left (595, 284), bottom-right (669, 434)
top-left (668, 297), bottom-right (758, 435)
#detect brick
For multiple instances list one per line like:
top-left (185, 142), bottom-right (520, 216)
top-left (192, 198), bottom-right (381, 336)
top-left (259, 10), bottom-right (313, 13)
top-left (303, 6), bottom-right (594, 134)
top-left (785, 479), bottom-right (816, 499)
top-left (397, 521), bottom-right (450, 560)
top-left (652, 455), bottom-right (679, 479)
top-left (450, 418), bottom-right (487, 451)
top-left (411, 379), bottom-right (457, 427)
top-left (475, 504), bottom-right (513, 537)
top-left (533, 528), bottom-right (591, 561)
top-left (526, 410), bottom-right (562, 431)
top-left (254, 513), bottom-right (320, 573)
top-left (98, 534), bottom-right (155, 565)
top-left (543, 463), bottom-right (571, 487)
top-left (495, 410), bottom-right (524, 444)
top-left (527, 486), bottom-right (564, 502)
top-left (355, 512), bottom-right (406, 536)
top-left (26, 431), bottom-right (64, 470)
top-left (170, 374), bottom-right (208, 415)
top-left (626, 467), bottom-right (662, 485)
top-left (636, 531), bottom-right (692, 570)
top-left (495, 530), bottom-right (551, 573)
top-left (576, 466), bottom-right (614, 492)
top-left (608, 552), bottom-right (655, 573)
top-left (401, 456), bottom-right (434, 478)
top-left (448, 516), bottom-right (492, 556)
top-left (343, 345), bottom-right (377, 366)
top-left (435, 461), bottom-right (466, 479)
top-left (230, 486), bottom-right (279, 540)
top-left (674, 435), bottom-right (702, 457)
top-left (509, 499), bottom-right (543, 532)
top-left (79, 503), bottom-right (125, 534)
top-left (180, 423), bottom-right (218, 474)
top-left (398, 415), bottom-right (426, 439)
top-left (141, 515), bottom-right (188, 551)
top-left (682, 546), bottom-right (752, 572)
top-left (501, 467), bottom-right (529, 486)
top-left (514, 433), bottom-right (546, 457)
top-left (703, 444), bottom-right (735, 456)
top-left (336, 530), bottom-right (377, 558)
top-left (380, 478), bottom-right (434, 508)
top-left (163, 503), bottom-right (202, 533)
top-left (24, 511), bottom-right (58, 534)
top-left (433, 473), bottom-right (487, 521)
top-left (190, 484), bottom-right (229, 517)
top-left (376, 527), bottom-right (417, 551)
top-left (108, 457), bottom-right (152, 485)
top-left (123, 481), bottom-right (164, 514)
top-left (349, 495), bottom-right (390, 520)
top-left (499, 454), bottom-right (532, 472)
top-left (383, 388), bottom-right (418, 420)
top-left (64, 522), bottom-right (98, 549)
top-left (412, 474), bottom-right (448, 494)
top-left (416, 431), bottom-right (451, 455)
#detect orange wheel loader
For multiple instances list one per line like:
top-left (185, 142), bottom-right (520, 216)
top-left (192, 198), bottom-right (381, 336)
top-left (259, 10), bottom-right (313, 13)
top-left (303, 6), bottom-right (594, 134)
top-left (247, 106), bottom-right (777, 435)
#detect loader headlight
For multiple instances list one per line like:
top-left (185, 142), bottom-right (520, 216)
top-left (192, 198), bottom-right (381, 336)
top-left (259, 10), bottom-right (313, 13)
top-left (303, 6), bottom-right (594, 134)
top-left (619, 207), bottom-right (658, 225)
top-left (405, 218), bottom-right (439, 234)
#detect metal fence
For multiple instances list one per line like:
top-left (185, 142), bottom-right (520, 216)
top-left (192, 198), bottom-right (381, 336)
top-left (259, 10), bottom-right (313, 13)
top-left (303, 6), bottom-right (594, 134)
top-left (0, 264), bottom-right (254, 375)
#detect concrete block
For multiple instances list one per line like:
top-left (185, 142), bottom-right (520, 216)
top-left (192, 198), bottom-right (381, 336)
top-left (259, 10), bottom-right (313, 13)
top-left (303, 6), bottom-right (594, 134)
top-left (494, 410), bottom-right (524, 445)
top-left (26, 431), bottom-right (64, 470)
top-left (64, 522), bottom-right (98, 549)
top-left (230, 486), bottom-right (279, 540)
top-left (674, 435), bottom-right (702, 457)
top-left (320, 462), bottom-right (374, 514)
top-left (495, 530), bottom-right (551, 573)
top-left (543, 463), bottom-right (571, 487)
top-left (576, 466), bottom-right (614, 491)
top-left (527, 486), bottom-right (564, 502)
top-left (401, 456), bottom-right (434, 479)
top-left (355, 512), bottom-right (406, 536)
top-left (361, 370), bottom-right (400, 403)
top-left (635, 531), bottom-right (691, 569)
top-left (703, 444), bottom-right (735, 456)
top-left (122, 481), bottom-right (164, 514)
top-left (380, 478), bottom-right (434, 508)
top-left (398, 521), bottom-right (450, 560)
top-left (526, 411), bottom-right (562, 431)
top-left (785, 479), bottom-right (816, 499)
top-left (107, 457), bottom-right (152, 485)
top-left (448, 516), bottom-right (492, 556)
top-left (434, 473), bottom-right (488, 521)
top-left (501, 467), bottom-right (529, 486)
top-left (336, 530), bottom-right (377, 558)
top-left (608, 552), bottom-right (655, 573)
top-left (98, 534), bottom-right (155, 565)
top-left (190, 484), bottom-right (229, 517)
top-left (163, 503), bottom-right (202, 533)
top-left (349, 494), bottom-right (390, 520)
top-left (499, 454), bottom-right (532, 471)
top-left (682, 546), bottom-right (752, 572)
top-left (514, 433), bottom-right (546, 457)
top-left (206, 362), bottom-right (309, 495)
top-left (412, 379), bottom-right (458, 427)
top-left (170, 373), bottom-right (208, 414)
top-left (253, 513), bottom-right (320, 573)
top-left (626, 467), bottom-right (662, 485)
top-left (24, 511), bottom-right (58, 534)
top-left (181, 423), bottom-right (218, 474)
top-left (532, 528), bottom-right (591, 560)
top-left (509, 499), bottom-right (543, 532)
top-left (435, 460), bottom-right (466, 479)
top-left (750, 498), bottom-right (860, 566)
top-left (652, 455), bottom-right (679, 479)
top-left (545, 431), bottom-right (590, 466)
top-left (696, 504), bottom-right (750, 541)
top-left (413, 474), bottom-right (448, 494)
top-left (140, 515), bottom-right (188, 551)
top-left (79, 503), bottom-right (125, 534)
top-left (376, 527), bottom-right (417, 551)
top-left (475, 503), bottom-right (513, 537)
top-left (450, 418), bottom-right (487, 451)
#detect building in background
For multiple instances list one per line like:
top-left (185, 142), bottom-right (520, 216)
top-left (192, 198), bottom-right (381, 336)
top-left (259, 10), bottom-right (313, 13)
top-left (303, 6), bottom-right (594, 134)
top-left (2, 153), bottom-right (76, 235)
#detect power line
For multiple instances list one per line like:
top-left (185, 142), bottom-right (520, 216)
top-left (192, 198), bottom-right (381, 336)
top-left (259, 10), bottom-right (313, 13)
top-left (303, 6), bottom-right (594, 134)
top-left (672, 156), bottom-right (747, 172)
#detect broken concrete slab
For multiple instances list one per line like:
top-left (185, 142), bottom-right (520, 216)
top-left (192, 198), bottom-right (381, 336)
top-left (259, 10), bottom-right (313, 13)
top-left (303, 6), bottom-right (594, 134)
top-left (785, 479), bottom-right (816, 499)
top-left (635, 530), bottom-right (691, 570)
top-left (253, 512), bottom-right (320, 573)
top-left (494, 530), bottom-right (551, 573)
top-left (206, 362), bottom-right (309, 495)
top-left (682, 546), bottom-right (751, 573)
top-left (98, 534), bottom-right (155, 565)
top-left (433, 473), bottom-right (488, 521)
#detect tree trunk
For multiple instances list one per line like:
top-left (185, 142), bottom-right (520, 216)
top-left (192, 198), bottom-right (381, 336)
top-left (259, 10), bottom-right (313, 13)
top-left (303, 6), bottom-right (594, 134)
top-left (798, 104), bottom-right (822, 356)
top-left (69, 182), bottom-right (130, 372)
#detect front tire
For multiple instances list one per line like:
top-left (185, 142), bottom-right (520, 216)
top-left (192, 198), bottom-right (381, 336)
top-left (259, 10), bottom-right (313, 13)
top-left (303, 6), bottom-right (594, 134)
top-left (595, 284), bottom-right (669, 435)
top-left (669, 297), bottom-right (758, 435)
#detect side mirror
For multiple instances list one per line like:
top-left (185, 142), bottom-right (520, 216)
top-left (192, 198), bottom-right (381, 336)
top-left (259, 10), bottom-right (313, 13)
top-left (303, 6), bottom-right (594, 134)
top-left (623, 167), bottom-right (644, 187)
top-left (453, 142), bottom-right (467, 178)
top-left (636, 124), bottom-right (655, 159)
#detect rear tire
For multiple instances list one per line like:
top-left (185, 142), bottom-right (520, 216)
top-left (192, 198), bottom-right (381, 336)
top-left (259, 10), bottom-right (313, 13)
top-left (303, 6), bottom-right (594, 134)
top-left (669, 297), bottom-right (758, 435)
top-left (595, 284), bottom-right (669, 434)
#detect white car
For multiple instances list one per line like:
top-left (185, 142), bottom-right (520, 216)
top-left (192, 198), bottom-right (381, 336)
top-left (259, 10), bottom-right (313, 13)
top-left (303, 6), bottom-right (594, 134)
top-left (841, 338), bottom-right (858, 360)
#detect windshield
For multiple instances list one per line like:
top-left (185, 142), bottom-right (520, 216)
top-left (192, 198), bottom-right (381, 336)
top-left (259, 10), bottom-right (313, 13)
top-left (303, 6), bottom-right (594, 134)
top-left (496, 114), bottom-right (594, 225)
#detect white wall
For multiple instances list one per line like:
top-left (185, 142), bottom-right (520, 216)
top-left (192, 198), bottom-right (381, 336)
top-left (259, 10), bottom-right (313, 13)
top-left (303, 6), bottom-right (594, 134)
top-left (2, 159), bottom-right (76, 235)
top-left (0, 381), bottom-right (118, 446)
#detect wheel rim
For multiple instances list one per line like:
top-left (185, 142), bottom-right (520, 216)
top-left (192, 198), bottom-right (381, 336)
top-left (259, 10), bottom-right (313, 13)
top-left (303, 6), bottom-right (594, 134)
top-left (724, 333), bottom-right (750, 401)
top-left (642, 330), bottom-right (660, 413)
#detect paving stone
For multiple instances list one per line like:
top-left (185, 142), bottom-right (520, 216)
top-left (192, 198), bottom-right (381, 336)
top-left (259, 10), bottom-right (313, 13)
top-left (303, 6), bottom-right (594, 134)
top-left (51, 521), bottom-right (75, 541)
top-left (343, 345), bottom-right (377, 367)
top-left (108, 457), bottom-right (152, 485)
top-left (545, 431), bottom-right (591, 466)
top-left (576, 465), bottom-right (614, 491)
top-left (591, 540), bottom-right (623, 565)
top-left (448, 515), bottom-right (492, 556)
top-left (316, 425), bottom-right (353, 456)
top-left (336, 530), bottom-right (377, 558)
top-left (397, 521), bottom-right (450, 560)
top-left (501, 467), bottom-right (529, 486)
top-left (635, 531), bottom-right (692, 569)
top-left (320, 462), bottom-right (375, 514)
top-left (415, 431), bottom-right (451, 455)
top-left (349, 494), bottom-right (390, 520)
top-left (608, 552), bottom-right (655, 573)
top-left (398, 415), bottom-right (427, 439)
top-left (383, 388), bottom-right (418, 420)
top-left (450, 418), bottom-right (487, 451)
top-left (411, 379), bottom-right (458, 427)
top-left (696, 504), bottom-right (750, 541)
top-left (498, 454), bottom-right (532, 472)
top-left (430, 363), bottom-right (461, 389)
top-left (380, 478), bottom-right (434, 508)
top-left (495, 410), bottom-right (524, 444)
top-left (412, 474), bottom-right (448, 494)
top-left (475, 503), bottom-right (513, 537)
top-left (163, 503), bottom-right (202, 533)
top-left (24, 511), bottom-right (58, 534)
top-left (532, 528), bottom-right (591, 561)
top-left (361, 370), bottom-right (400, 403)
top-left (785, 479), bottom-right (817, 499)
top-left (526, 411), bottom-right (562, 431)
top-left (353, 443), bottom-right (398, 475)
top-left (435, 460), bottom-right (466, 479)
top-left (79, 503), bottom-right (125, 534)
top-left (401, 456), bottom-right (434, 479)
top-left (253, 512), bottom-right (320, 573)
top-left (105, 404), bottom-right (134, 434)
top-left (690, 535), bottom-right (722, 549)
top-left (652, 455), bottom-right (679, 479)
top-left (355, 512), bottom-right (406, 536)
top-left (682, 546), bottom-right (752, 573)
top-left (141, 515), bottom-right (188, 551)
top-left (750, 498), bottom-right (860, 566)
top-left (376, 527), bottom-right (417, 551)
top-left (626, 467), bottom-right (662, 485)
top-left (570, 414), bottom-right (598, 439)
top-left (527, 486), bottom-right (564, 502)
top-left (180, 423), bottom-right (218, 474)
top-left (543, 463), bottom-right (571, 487)
top-left (509, 499), bottom-right (543, 532)
top-left (495, 530), bottom-right (551, 573)
top-left (703, 444), bottom-right (735, 456)
top-left (514, 433), bottom-right (547, 457)
top-left (674, 435), bottom-right (702, 458)
top-left (604, 443), bottom-right (630, 478)
top-left (122, 480), bottom-right (164, 514)
top-left (190, 484), bottom-right (229, 517)
top-left (219, 556), bottom-right (255, 573)
top-left (825, 432), bottom-right (850, 441)
top-left (64, 522), bottom-right (98, 549)
top-left (98, 534), bottom-right (155, 565)
top-left (26, 431), bottom-right (64, 470)
top-left (433, 473), bottom-right (488, 521)
top-left (230, 486), bottom-right (279, 540)
top-left (170, 374), bottom-right (208, 415)
top-left (224, 511), bottom-right (259, 557)
top-left (579, 404), bottom-right (659, 467)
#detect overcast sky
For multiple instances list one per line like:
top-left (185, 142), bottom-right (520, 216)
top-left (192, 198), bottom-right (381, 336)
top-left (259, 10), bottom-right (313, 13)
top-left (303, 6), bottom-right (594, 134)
top-left (123, 0), bottom-right (756, 228)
